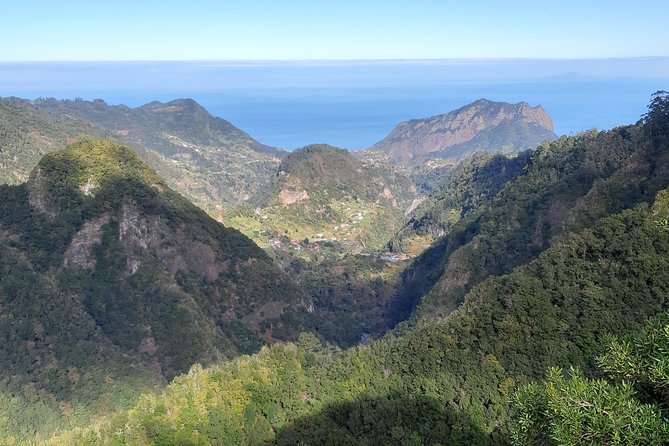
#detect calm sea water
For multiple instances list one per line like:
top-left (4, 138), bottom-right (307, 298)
top-left (1, 59), bottom-right (668, 150)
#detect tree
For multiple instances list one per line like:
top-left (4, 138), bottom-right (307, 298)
top-left (643, 90), bottom-right (669, 145)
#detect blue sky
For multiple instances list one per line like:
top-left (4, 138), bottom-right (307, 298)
top-left (2, 0), bottom-right (668, 61)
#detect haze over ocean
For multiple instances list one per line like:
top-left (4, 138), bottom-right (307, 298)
top-left (1, 58), bottom-right (668, 150)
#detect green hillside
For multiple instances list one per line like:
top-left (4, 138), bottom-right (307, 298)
top-left (390, 150), bottom-right (532, 254)
top-left (0, 97), bottom-right (283, 210)
top-left (396, 112), bottom-right (669, 323)
top-left (0, 139), bottom-right (305, 441)
top-left (226, 144), bottom-right (418, 253)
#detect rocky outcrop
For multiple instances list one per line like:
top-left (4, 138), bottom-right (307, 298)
top-left (278, 188), bottom-right (310, 205)
top-left (63, 214), bottom-right (110, 269)
top-left (369, 99), bottom-right (556, 164)
top-left (27, 167), bottom-right (57, 218)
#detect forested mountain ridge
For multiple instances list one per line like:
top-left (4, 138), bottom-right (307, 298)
top-left (0, 139), bottom-right (306, 441)
top-left (389, 150), bottom-right (533, 253)
top-left (42, 93), bottom-right (669, 445)
top-left (0, 96), bottom-right (284, 209)
top-left (394, 111), bottom-right (669, 323)
top-left (368, 98), bottom-right (556, 165)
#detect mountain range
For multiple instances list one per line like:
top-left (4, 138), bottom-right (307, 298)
top-left (2, 92), bottom-right (668, 444)
top-left (0, 96), bottom-right (556, 254)
top-left (0, 97), bottom-right (283, 209)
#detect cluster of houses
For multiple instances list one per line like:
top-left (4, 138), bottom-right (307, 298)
top-left (266, 232), bottom-right (414, 265)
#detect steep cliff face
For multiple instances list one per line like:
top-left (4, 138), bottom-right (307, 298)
top-left (369, 99), bottom-right (556, 164)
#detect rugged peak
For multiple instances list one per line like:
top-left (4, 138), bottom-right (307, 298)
top-left (369, 99), bottom-right (556, 164)
top-left (471, 98), bottom-right (494, 106)
top-left (446, 99), bottom-right (553, 132)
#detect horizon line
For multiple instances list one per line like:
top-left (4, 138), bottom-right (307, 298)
top-left (1, 56), bottom-right (669, 64)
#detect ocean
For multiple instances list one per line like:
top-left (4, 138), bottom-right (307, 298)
top-left (1, 59), bottom-right (668, 150)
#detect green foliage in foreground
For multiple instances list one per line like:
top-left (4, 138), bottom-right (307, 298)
top-left (511, 311), bottom-right (669, 445)
top-left (599, 320), bottom-right (669, 400)
top-left (49, 336), bottom-right (490, 446)
top-left (512, 368), bottom-right (669, 446)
